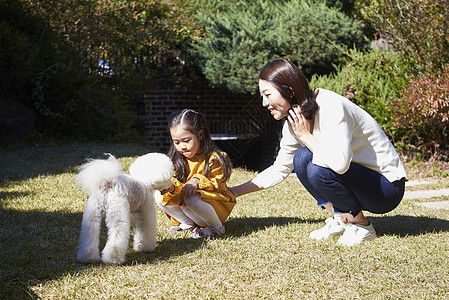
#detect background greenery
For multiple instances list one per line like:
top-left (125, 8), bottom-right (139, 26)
top-left (1, 0), bottom-right (448, 158)
top-left (189, 0), bottom-right (368, 94)
top-left (1, 143), bottom-right (449, 298)
top-left (363, 0), bottom-right (449, 158)
top-left (2, 1), bottom-right (448, 297)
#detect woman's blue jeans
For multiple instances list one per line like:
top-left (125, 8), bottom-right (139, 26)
top-left (293, 147), bottom-right (405, 217)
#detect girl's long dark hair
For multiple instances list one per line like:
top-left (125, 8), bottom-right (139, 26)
top-left (259, 58), bottom-right (318, 120)
top-left (167, 109), bottom-right (233, 182)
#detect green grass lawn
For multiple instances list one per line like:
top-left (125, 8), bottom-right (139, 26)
top-left (1, 143), bottom-right (449, 299)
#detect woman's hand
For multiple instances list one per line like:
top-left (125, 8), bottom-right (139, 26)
top-left (228, 186), bottom-right (238, 197)
top-left (288, 105), bottom-right (318, 152)
top-left (287, 105), bottom-right (313, 138)
top-left (181, 177), bottom-right (200, 198)
top-left (228, 182), bottom-right (263, 198)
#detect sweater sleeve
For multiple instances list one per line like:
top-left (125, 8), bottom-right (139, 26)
top-left (166, 177), bottom-right (183, 196)
top-left (252, 121), bottom-right (303, 188)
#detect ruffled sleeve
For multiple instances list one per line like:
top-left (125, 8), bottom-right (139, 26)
top-left (192, 155), bottom-right (224, 191)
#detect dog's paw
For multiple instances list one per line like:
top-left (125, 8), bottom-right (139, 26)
top-left (133, 242), bottom-right (145, 252)
top-left (102, 247), bottom-right (126, 265)
top-left (102, 255), bottom-right (125, 265)
top-left (133, 241), bottom-right (156, 252)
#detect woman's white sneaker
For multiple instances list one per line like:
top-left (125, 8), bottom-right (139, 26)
top-left (337, 222), bottom-right (377, 246)
top-left (309, 217), bottom-right (345, 240)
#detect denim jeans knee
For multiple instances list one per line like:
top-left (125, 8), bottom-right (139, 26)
top-left (293, 147), bottom-right (330, 207)
top-left (293, 147), bottom-right (313, 173)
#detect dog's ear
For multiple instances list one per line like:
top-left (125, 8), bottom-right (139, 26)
top-left (129, 153), bottom-right (174, 190)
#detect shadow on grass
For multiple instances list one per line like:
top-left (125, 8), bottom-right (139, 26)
top-left (123, 216), bottom-right (302, 264)
top-left (0, 142), bottom-right (149, 182)
top-left (226, 216), bottom-right (304, 237)
top-left (2, 207), bottom-right (449, 299)
top-left (371, 215), bottom-right (449, 237)
top-left (0, 208), bottom-right (84, 299)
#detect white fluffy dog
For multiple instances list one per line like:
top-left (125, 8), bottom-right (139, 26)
top-left (75, 153), bottom-right (174, 264)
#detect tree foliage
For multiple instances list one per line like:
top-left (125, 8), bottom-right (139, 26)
top-left (361, 0), bottom-right (449, 158)
top-left (27, 0), bottom-right (200, 90)
top-left (363, 0), bottom-right (449, 75)
top-left (189, 0), bottom-right (368, 94)
top-left (0, 0), bottom-right (59, 106)
top-left (1, 0), bottom-right (201, 142)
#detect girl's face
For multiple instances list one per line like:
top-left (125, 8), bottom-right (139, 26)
top-left (170, 124), bottom-right (203, 159)
top-left (259, 79), bottom-right (291, 120)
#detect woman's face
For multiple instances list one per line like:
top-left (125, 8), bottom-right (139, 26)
top-left (259, 79), bottom-right (291, 120)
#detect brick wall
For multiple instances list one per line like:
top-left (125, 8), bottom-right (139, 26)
top-left (144, 87), bottom-right (283, 171)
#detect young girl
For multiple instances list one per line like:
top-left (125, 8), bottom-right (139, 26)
top-left (155, 109), bottom-right (236, 238)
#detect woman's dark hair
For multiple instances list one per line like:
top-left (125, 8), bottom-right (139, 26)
top-left (259, 58), bottom-right (318, 120)
top-left (167, 109), bottom-right (232, 182)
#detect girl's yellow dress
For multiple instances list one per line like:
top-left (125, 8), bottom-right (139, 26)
top-left (162, 153), bottom-right (236, 226)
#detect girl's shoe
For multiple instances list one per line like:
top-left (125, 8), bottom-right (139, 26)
top-left (168, 225), bottom-right (195, 234)
top-left (191, 225), bottom-right (225, 239)
top-left (337, 222), bottom-right (377, 246)
top-left (309, 217), bottom-right (345, 240)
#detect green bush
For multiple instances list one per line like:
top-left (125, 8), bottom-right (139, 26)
top-left (32, 68), bottom-right (143, 142)
top-left (325, 0), bottom-right (357, 14)
top-left (309, 48), bottom-right (408, 133)
top-left (0, 0), bottom-right (134, 142)
top-left (190, 0), bottom-right (368, 94)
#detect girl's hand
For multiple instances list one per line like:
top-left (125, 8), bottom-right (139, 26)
top-left (287, 105), bottom-right (313, 139)
top-left (161, 184), bottom-right (174, 195)
top-left (181, 178), bottom-right (200, 198)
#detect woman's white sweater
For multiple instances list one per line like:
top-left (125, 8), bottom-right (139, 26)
top-left (252, 88), bottom-right (408, 189)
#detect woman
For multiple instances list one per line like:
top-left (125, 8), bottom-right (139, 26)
top-left (229, 58), bottom-right (407, 246)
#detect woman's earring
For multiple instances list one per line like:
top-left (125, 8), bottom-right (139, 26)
top-left (289, 87), bottom-right (295, 98)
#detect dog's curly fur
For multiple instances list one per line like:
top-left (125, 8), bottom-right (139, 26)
top-left (75, 153), bottom-right (174, 264)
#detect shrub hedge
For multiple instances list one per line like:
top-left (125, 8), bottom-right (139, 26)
top-left (189, 0), bottom-right (368, 94)
top-left (391, 68), bottom-right (449, 158)
top-left (309, 48), bottom-right (409, 134)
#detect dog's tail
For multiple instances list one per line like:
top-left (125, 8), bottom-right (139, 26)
top-left (75, 154), bottom-right (123, 195)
